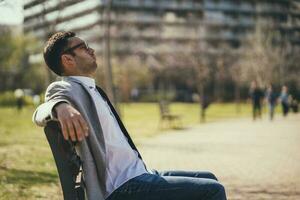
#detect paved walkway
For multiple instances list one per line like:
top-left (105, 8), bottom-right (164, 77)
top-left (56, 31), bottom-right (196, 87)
top-left (137, 114), bottom-right (300, 200)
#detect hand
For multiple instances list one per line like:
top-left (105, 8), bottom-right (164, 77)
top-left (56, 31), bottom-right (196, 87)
top-left (54, 102), bottom-right (89, 141)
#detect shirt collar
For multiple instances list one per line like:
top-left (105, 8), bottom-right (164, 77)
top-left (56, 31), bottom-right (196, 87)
top-left (63, 76), bottom-right (96, 89)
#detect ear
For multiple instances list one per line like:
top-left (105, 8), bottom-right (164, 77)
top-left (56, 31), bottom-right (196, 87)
top-left (61, 54), bottom-right (75, 69)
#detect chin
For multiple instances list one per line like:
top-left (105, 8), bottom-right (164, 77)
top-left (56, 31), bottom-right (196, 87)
top-left (91, 64), bottom-right (98, 73)
top-left (93, 62), bottom-right (98, 69)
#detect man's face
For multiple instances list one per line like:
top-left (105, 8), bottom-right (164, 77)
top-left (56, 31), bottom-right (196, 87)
top-left (61, 37), bottom-right (97, 77)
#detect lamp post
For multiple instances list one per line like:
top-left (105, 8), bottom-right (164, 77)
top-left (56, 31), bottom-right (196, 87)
top-left (103, 0), bottom-right (120, 114)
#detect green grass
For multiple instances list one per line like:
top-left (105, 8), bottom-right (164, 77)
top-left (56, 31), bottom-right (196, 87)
top-left (0, 107), bottom-right (59, 199)
top-left (121, 102), bottom-right (254, 138)
top-left (0, 102), bottom-right (256, 199)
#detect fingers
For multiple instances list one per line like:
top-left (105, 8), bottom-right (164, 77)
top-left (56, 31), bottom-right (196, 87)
top-left (60, 119), bottom-right (69, 141)
top-left (55, 103), bottom-right (89, 142)
top-left (73, 118), bottom-right (85, 141)
top-left (78, 117), bottom-right (89, 137)
top-left (66, 119), bottom-right (77, 142)
top-left (60, 117), bottom-right (87, 142)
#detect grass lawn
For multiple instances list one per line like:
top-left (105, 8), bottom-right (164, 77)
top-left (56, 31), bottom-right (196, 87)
top-left (0, 102), bottom-right (272, 199)
top-left (121, 102), bottom-right (254, 138)
top-left (0, 107), bottom-right (59, 199)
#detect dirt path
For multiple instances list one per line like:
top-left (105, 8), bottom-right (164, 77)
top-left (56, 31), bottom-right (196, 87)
top-left (137, 114), bottom-right (300, 200)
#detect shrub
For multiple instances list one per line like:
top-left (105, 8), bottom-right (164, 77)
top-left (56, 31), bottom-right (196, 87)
top-left (0, 91), bottom-right (34, 107)
top-left (0, 91), bottom-right (17, 107)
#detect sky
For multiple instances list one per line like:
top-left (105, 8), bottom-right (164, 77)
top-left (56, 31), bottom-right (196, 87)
top-left (0, 0), bottom-right (23, 25)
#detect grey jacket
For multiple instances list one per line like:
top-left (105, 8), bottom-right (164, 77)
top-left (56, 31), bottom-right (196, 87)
top-left (32, 77), bottom-right (142, 200)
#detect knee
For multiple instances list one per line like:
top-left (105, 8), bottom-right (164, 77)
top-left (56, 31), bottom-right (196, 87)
top-left (211, 182), bottom-right (226, 200)
top-left (204, 172), bottom-right (218, 181)
top-left (215, 182), bottom-right (226, 194)
top-left (195, 180), bottom-right (226, 200)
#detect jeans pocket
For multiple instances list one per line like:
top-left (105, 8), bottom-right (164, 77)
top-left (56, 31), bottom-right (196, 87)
top-left (116, 174), bottom-right (153, 194)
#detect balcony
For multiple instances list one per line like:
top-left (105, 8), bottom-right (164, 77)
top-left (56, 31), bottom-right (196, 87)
top-left (112, 0), bottom-right (203, 12)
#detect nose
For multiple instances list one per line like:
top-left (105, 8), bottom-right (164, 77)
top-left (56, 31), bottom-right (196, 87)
top-left (88, 47), bottom-right (95, 54)
top-left (90, 47), bottom-right (95, 53)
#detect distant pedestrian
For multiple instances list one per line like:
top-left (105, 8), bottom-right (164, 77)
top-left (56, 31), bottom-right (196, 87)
top-left (33, 95), bottom-right (41, 106)
top-left (249, 81), bottom-right (264, 120)
top-left (265, 85), bottom-right (277, 120)
top-left (201, 94), bottom-right (210, 122)
top-left (130, 88), bottom-right (139, 102)
top-left (14, 89), bottom-right (24, 111)
top-left (280, 85), bottom-right (289, 117)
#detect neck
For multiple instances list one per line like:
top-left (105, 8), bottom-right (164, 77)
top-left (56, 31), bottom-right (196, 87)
top-left (63, 72), bottom-right (95, 78)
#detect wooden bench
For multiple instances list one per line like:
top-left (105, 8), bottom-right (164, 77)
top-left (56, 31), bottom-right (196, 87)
top-left (158, 101), bottom-right (182, 129)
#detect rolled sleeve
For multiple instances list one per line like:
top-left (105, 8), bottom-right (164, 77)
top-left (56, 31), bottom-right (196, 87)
top-left (32, 81), bottom-right (74, 127)
top-left (32, 100), bottom-right (71, 127)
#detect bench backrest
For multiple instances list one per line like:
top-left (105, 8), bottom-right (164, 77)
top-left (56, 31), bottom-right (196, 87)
top-left (159, 101), bottom-right (170, 115)
top-left (44, 121), bottom-right (81, 200)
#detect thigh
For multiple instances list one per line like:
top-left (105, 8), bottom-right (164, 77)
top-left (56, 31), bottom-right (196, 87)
top-left (106, 173), bottom-right (225, 200)
top-left (155, 170), bottom-right (218, 181)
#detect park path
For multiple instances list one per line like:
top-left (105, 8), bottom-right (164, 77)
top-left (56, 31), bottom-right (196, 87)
top-left (137, 114), bottom-right (300, 200)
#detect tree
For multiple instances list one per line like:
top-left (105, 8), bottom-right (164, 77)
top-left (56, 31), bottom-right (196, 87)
top-left (0, 28), bottom-right (44, 92)
top-left (239, 25), bottom-right (284, 87)
top-left (113, 56), bottom-right (153, 102)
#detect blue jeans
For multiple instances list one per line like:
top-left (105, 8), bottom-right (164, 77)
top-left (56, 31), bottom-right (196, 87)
top-left (106, 170), bottom-right (227, 200)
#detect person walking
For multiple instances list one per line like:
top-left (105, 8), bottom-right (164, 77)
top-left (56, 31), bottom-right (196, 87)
top-left (249, 81), bottom-right (263, 120)
top-left (280, 85), bottom-right (289, 117)
top-left (265, 84), bottom-right (277, 120)
top-left (32, 31), bottom-right (227, 200)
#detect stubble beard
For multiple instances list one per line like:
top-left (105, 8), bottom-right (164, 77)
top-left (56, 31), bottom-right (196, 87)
top-left (87, 60), bottom-right (98, 76)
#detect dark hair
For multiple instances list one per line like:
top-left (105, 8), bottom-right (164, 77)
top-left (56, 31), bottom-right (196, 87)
top-left (43, 31), bottom-right (76, 76)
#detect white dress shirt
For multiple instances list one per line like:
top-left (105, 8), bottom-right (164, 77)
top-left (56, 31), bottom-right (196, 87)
top-left (67, 76), bottom-right (148, 198)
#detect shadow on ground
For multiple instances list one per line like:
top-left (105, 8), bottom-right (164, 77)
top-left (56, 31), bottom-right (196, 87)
top-left (1, 167), bottom-right (58, 186)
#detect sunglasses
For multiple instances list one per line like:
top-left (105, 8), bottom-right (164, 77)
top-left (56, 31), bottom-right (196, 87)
top-left (62, 41), bottom-right (90, 54)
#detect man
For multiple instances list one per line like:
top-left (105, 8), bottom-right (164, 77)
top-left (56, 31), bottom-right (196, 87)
top-left (33, 31), bottom-right (227, 200)
top-left (265, 84), bottom-right (277, 121)
top-left (280, 85), bottom-right (289, 117)
top-left (249, 81), bottom-right (263, 120)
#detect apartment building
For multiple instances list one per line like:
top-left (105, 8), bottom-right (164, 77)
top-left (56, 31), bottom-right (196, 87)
top-left (23, 0), bottom-right (300, 101)
top-left (23, 0), bottom-right (300, 55)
